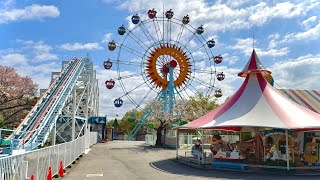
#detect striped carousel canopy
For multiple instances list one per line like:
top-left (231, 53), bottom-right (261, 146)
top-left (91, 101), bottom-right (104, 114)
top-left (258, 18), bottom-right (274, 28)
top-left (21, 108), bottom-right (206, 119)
top-left (184, 50), bottom-right (320, 131)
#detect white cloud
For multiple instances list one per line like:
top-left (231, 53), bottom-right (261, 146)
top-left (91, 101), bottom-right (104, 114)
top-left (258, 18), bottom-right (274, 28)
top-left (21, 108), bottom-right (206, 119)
top-left (267, 33), bottom-right (280, 49)
top-left (0, 4), bottom-right (60, 24)
top-left (221, 53), bottom-right (239, 65)
top-left (283, 22), bottom-right (320, 42)
top-left (60, 43), bottom-right (103, 51)
top-left (0, 40), bottom-right (61, 90)
top-left (106, 0), bottom-right (319, 33)
top-left (101, 33), bottom-right (113, 44)
top-left (301, 16), bottom-right (317, 30)
top-left (248, 2), bottom-right (308, 26)
top-left (16, 40), bottom-right (58, 61)
top-left (230, 38), bottom-right (289, 57)
top-left (0, 53), bottom-right (27, 66)
top-left (270, 54), bottom-right (320, 90)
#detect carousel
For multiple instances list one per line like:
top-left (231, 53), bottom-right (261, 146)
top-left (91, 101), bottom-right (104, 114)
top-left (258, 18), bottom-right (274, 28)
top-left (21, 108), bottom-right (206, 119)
top-left (176, 49), bottom-right (320, 171)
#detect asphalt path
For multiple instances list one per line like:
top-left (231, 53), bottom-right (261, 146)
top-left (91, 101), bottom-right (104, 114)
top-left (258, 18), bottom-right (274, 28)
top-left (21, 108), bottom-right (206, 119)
top-left (62, 141), bottom-right (318, 180)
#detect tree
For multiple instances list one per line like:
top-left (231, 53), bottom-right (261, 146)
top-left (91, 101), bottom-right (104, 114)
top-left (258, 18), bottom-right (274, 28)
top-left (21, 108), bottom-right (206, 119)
top-left (0, 65), bottom-right (38, 129)
top-left (145, 99), bottom-right (171, 146)
top-left (119, 109), bottom-right (144, 135)
top-left (107, 119), bottom-right (115, 127)
top-left (185, 92), bottom-right (219, 121)
top-left (146, 93), bottom-right (219, 146)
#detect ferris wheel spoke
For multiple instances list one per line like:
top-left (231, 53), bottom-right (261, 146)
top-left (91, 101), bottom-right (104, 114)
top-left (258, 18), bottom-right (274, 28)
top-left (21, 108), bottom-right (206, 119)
top-left (117, 73), bottom-right (143, 80)
top-left (184, 83), bottom-right (199, 96)
top-left (194, 69), bottom-right (215, 74)
top-left (166, 20), bottom-right (171, 42)
top-left (190, 76), bottom-right (215, 89)
top-left (119, 81), bottom-right (148, 99)
top-left (136, 88), bottom-right (153, 108)
top-left (174, 87), bottom-right (188, 103)
top-left (175, 24), bottom-right (185, 45)
top-left (154, 17), bottom-right (164, 41)
top-left (193, 56), bottom-right (213, 62)
top-left (139, 21), bottom-right (156, 45)
top-left (169, 19), bottom-right (173, 43)
top-left (117, 42), bottom-right (144, 58)
top-left (111, 60), bottom-right (141, 66)
top-left (183, 32), bottom-right (197, 48)
top-left (187, 44), bottom-right (206, 56)
top-left (125, 28), bottom-right (149, 51)
top-left (152, 19), bottom-right (161, 41)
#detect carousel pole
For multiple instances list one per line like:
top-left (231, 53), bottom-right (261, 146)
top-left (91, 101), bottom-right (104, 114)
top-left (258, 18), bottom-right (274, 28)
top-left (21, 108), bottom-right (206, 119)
top-left (285, 129), bottom-right (290, 170)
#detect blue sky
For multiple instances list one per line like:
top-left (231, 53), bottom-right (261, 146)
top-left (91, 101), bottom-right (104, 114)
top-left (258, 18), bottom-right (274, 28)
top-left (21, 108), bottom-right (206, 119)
top-left (1, 0), bottom-right (320, 119)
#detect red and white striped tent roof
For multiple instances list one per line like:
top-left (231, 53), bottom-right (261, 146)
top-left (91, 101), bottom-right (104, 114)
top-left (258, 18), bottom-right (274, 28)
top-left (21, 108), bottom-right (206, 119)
top-left (184, 50), bottom-right (320, 131)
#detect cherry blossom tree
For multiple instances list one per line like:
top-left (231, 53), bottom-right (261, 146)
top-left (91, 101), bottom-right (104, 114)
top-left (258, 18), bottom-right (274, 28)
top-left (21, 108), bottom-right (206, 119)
top-left (0, 65), bottom-right (38, 128)
top-left (145, 93), bottom-right (218, 146)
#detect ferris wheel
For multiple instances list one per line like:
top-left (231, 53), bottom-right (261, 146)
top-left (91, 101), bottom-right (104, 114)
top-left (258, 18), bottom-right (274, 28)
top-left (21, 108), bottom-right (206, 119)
top-left (104, 8), bottom-right (225, 137)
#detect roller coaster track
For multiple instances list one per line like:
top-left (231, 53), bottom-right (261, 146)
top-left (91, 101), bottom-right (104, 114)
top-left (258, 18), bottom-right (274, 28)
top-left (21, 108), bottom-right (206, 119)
top-left (7, 55), bottom-right (98, 151)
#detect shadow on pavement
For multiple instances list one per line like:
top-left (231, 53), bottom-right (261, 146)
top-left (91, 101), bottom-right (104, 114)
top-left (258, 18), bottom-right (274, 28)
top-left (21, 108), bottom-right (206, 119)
top-left (149, 159), bottom-right (319, 180)
top-left (110, 144), bottom-right (173, 153)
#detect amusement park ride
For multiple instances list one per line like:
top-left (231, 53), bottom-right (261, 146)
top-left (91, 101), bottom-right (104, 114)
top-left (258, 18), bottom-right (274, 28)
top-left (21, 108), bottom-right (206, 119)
top-left (104, 8), bottom-right (225, 139)
top-left (1, 55), bottom-right (99, 154)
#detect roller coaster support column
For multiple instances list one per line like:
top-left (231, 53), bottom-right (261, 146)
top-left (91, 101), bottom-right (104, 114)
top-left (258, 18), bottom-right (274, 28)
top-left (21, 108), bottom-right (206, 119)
top-left (71, 88), bottom-right (76, 140)
top-left (84, 94), bottom-right (89, 141)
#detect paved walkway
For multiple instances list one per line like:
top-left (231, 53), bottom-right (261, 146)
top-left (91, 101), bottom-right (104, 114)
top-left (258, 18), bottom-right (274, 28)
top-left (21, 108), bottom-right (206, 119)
top-left (62, 141), bottom-right (318, 180)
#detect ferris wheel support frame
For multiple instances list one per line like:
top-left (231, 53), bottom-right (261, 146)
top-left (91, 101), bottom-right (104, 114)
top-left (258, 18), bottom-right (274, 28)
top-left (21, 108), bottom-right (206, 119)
top-left (128, 64), bottom-right (180, 140)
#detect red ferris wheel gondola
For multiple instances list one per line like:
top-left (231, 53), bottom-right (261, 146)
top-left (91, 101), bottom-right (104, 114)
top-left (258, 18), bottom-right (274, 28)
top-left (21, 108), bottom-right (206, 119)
top-left (105, 79), bottom-right (115, 89)
top-left (214, 55), bottom-right (223, 64)
top-left (148, 9), bottom-right (157, 19)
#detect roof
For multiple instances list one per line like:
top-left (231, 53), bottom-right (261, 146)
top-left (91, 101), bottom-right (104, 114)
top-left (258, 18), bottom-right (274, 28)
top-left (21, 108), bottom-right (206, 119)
top-left (238, 49), bottom-right (271, 77)
top-left (279, 89), bottom-right (320, 113)
top-left (183, 50), bottom-right (320, 130)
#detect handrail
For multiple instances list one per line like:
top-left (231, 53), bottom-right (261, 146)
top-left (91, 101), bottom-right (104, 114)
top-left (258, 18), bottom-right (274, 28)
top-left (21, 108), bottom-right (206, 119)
top-left (22, 59), bottom-right (82, 144)
top-left (8, 58), bottom-right (75, 139)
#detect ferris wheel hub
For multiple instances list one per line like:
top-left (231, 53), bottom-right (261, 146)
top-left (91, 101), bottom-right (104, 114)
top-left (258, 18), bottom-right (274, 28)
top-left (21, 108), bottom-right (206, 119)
top-left (169, 60), bottom-right (177, 68)
top-left (146, 43), bottom-right (191, 89)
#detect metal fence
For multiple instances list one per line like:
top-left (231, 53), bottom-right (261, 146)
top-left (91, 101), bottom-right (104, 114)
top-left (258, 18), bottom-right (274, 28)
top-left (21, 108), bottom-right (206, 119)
top-left (0, 131), bottom-right (98, 180)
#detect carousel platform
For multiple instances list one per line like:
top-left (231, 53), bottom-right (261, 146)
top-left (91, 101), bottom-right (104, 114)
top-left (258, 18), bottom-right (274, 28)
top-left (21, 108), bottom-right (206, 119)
top-left (175, 157), bottom-right (320, 176)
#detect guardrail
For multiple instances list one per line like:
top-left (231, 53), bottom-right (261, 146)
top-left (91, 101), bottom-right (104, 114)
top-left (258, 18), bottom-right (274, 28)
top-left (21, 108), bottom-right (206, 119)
top-left (0, 131), bottom-right (98, 180)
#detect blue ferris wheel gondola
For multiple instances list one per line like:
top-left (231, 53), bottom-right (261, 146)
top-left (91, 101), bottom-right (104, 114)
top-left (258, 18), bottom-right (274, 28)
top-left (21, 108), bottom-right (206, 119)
top-left (207, 39), bottom-right (215, 48)
top-left (131, 14), bottom-right (140, 24)
top-left (114, 98), bottom-right (123, 107)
